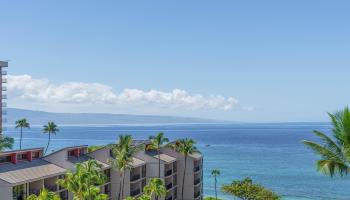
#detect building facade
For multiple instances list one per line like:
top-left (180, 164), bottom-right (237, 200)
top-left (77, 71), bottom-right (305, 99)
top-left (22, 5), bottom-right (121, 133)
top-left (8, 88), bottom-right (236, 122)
top-left (0, 141), bottom-right (203, 200)
top-left (0, 61), bottom-right (7, 134)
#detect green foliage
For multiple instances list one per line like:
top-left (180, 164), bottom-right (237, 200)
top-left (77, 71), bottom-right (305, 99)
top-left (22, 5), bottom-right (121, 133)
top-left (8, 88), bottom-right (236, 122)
top-left (109, 135), bottom-right (141, 200)
top-left (15, 118), bottom-right (30, 150)
top-left (43, 121), bottom-right (59, 154)
top-left (0, 135), bottom-right (14, 152)
top-left (204, 197), bottom-right (222, 200)
top-left (143, 178), bottom-right (167, 199)
top-left (87, 145), bottom-right (104, 153)
top-left (57, 160), bottom-right (108, 200)
top-left (302, 107), bottom-right (350, 177)
top-left (148, 132), bottom-right (170, 178)
top-left (27, 188), bottom-right (60, 200)
top-left (211, 169), bottom-right (220, 200)
top-left (222, 178), bottom-right (280, 200)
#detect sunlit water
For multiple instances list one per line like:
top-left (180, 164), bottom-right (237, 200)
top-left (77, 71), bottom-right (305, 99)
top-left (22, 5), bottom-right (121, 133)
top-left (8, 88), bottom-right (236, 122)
top-left (4, 123), bottom-right (349, 200)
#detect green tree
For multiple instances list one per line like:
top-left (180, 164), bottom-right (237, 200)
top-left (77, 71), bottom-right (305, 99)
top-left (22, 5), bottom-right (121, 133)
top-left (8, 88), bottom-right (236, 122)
top-left (174, 138), bottom-right (198, 200)
top-left (109, 135), bottom-right (141, 200)
top-left (0, 135), bottom-right (14, 152)
top-left (211, 169), bottom-right (220, 200)
top-left (222, 178), bottom-right (280, 200)
top-left (204, 197), bottom-right (222, 200)
top-left (43, 122), bottom-right (59, 154)
top-left (302, 107), bottom-right (350, 177)
top-left (147, 132), bottom-right (169, 178)
top-left (87, 145), bottom-right (104, 153)
top-left (143, 178), bottom-right (166, 200)
top-left (15, 118), bottom-right (30, 150)
top-left (57, 160), bottom-right (108, 200)
top-left (27, 188), bottom-right (61, 200)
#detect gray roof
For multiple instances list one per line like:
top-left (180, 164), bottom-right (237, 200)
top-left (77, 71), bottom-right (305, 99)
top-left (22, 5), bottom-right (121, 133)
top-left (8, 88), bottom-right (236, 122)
top-left (67, 155), bottom-right (110, 169)
top-left (0, 159), bottom-right (65, 185)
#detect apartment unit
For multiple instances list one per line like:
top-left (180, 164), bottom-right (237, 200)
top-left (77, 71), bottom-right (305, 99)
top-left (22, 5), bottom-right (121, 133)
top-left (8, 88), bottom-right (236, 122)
top-left (0, 141), bottom-right (203, 200)
top-left (0, 61), bottom-right (7, 134)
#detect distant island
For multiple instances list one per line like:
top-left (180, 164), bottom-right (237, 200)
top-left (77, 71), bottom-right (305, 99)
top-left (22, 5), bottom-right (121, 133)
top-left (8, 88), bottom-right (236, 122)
top-left (6, 108), bottom-right (226, 125)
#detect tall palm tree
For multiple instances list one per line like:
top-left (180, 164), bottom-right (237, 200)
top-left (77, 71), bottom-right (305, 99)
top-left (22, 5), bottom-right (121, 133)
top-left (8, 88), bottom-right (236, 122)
top-left (0, 135), bottom-right (14, 152)
top-left (15, 118), bottom-right (30, 150)
top-left (109, 135), bottom-right (140, 200)
top-left (147, 132), bottom-right (169, 178)
top-left (143, 178), bottom-right (166, 200)
top-left (211, 169), bottom-right (220, 200)
top-left (174, 138), bottom-right (198, 200)
top-left (303, 107), bottom-right (350, 177)
top-left (43, 122), bottom-right (59, 155)
top-left (27, 188), bottom-right (61, 200)
top-left (57, 160), bottom-right (107, 200)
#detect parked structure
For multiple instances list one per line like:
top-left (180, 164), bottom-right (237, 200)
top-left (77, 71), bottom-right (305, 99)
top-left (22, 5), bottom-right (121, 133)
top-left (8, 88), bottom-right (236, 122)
top-left (0, 141), bottom-right (203, 200)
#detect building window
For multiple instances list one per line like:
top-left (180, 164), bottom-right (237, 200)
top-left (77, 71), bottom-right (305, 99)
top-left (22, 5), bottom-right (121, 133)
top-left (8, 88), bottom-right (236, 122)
top-left (13, 184), bottom-right (26, 200)
top-left (17, 154), bottom-right (27, 161)
top-left (104, 169), bottom-right (111, 182)
top-left (67, 150), bottom-right (75, 157)
top-left (0, 155), bottom-right (11, 163)
top-left (32, 151), bottom-right (40, 159)
top-left (59, 191), bottom-right (68, 200)
top-left (104, 184), bottom-right (111, 196)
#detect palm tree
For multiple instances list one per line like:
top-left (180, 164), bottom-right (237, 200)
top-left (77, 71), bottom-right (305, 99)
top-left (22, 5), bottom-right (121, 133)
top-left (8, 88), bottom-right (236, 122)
top-left (57, 159), bottom-right (107, 200)
top-left (15, 118), bottom-right (30, 150)
top-left (174, 138), bottom-right (198, 200)
top-left (109, 135), bottom-right (141, 200)
top-left (147, 132), bottom-right (169, 178)
top-left (43, 122), bottom-right (59, 154)
top-left (302, 107), bottom-right (350, 177)
top-left (143, 178), bottom-right (166, 200)
top-left (0, 135), bottom-right (14, 152)
top-left (27, 188), bottom-right (61, 200)
top-left (211, 169), bottom-right (220, 200)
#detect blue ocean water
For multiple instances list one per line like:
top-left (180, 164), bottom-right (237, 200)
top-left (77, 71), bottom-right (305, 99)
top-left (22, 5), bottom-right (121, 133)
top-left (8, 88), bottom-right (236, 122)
top-left (4, 123), bottom-right (350, 200)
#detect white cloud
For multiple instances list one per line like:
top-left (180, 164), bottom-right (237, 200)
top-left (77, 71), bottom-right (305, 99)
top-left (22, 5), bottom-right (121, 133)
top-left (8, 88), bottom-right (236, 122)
top-left (7, 75), bottom-right (238, 111)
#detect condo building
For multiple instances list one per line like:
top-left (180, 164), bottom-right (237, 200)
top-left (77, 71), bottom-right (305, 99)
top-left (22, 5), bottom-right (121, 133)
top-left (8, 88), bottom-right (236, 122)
top-left (0, 141), bottom-right (203, 200)
top-left (0, 61), bottom-right (7, 134)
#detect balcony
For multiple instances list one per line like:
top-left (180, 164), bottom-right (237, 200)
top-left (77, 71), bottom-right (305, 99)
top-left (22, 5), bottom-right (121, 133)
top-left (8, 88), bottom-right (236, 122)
top-left (2, 79), bottom-right (6, 83)
top-left (130, 188), bottom-right (141, 197)
top-left (29, 189), bottom-right (40, 196)
top-left (130, 174), bottom-right (141, 182)
top-left (2, 71), bottom-right (7, 75)
top-left (2, 95), bottom-right (7, 99)
top-left (165, 169), bottom-right (173, 177)
top-left (194, 178), bottom-right (201, 185)
top-left (194, 191), bottom-right (201, 199)
top-left (194, 166), bottom-right (200, 172)
top-left (166, 183), bottom-right (173, 190)
top-left (45, 184), bottom-right (57, 192)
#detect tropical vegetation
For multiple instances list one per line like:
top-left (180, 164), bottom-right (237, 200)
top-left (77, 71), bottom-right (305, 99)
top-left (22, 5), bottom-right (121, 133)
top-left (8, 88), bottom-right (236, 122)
top-left (173, 138), bottom-right (198, 200)
top-left (43, 121), bottom-right (59, 154)
top-left (57, 159), bottom-right (108, 200)
top-left (222, 178), bottom-right (280, 200)
top-left (15, 118), bottom-right (30, 150)
top-left (211, 169), bottom-right (220, 200)
top-left (109, 135), bottom-right (141, 200)
top-left (27, 188), bottom-right (60, 200)
top-left (0, 134), bottom-right (14, 152)
top-left (204, 197), bottom-right (223, 200)
top-left (147, 132), bottom-right (169, 178)
top-left (302, 107), bottom-right (350, 177)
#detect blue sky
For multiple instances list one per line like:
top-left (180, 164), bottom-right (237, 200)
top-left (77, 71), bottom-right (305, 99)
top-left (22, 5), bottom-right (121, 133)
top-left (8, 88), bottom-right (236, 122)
top-left (1, 1), bottom-right (349, 122)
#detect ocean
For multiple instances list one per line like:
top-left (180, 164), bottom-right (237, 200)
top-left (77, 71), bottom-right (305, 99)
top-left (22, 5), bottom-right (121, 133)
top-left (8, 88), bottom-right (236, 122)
top-left (4, 123), bottom-right (350, 200)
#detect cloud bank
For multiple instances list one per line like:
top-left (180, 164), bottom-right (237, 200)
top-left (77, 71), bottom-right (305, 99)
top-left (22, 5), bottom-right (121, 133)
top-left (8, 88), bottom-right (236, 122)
top-left (7, 75), bottom-right (238, 111)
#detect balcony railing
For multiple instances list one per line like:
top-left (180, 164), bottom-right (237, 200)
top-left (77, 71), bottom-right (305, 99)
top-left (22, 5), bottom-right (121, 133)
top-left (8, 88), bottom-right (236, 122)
top-left (29, 189), bottom-right (40, 196)
top-left (166, 183), bottom-right (173, 190)
top-left (45, 184), bottom-right (57, 192)
top-left (130, 188), bottom-right (141, 196)
top-left (130, 174), bottom-right (141, 182)
top-left (194, 191), bottom-right (201, 198)
top-left (2, 79), bottom-right (7, 83)
top-left (2, 95), bottom-right (7, 99)
top-left (2, 71), bottom-right (7, 75)
top-left (194, 166), bottom-right (200, 172)
top-left (165, 169), bottom-right (173, 177)
top-left (194, 179), bottom-right (201, 185)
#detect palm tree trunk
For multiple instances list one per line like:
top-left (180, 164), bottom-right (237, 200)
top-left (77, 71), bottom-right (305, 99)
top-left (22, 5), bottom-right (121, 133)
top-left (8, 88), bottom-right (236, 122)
top-left (121, 172), bottom-right (125, 200)
top-left (118, 172), bottom-right (123, 200)
top-left (215, 176), bottom-right (217, 200)
top-left (45, 132), bottom-right (51, 154)
top-left (20, 127), bottom-right (23, 150)
top-left (182, 155), bottom-right (187, 200)
top-left (158, 149), bottom-right (161, 178)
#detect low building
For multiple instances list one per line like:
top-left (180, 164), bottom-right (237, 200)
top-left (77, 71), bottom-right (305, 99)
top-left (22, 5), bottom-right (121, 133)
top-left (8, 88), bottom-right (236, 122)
top-left (0, 141), bottom-right (203, 200)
